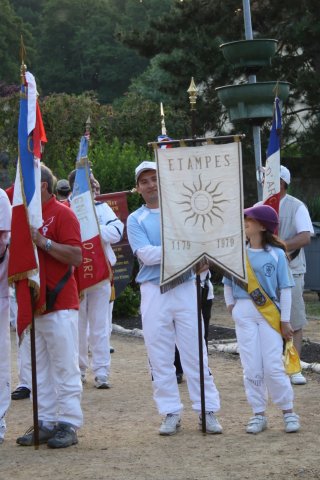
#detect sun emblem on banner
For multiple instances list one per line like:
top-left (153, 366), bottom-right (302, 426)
top-left (176, 175), bottom-right (228, 231)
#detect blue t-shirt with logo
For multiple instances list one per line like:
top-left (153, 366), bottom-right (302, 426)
top-left (223, 246), bottom-right (294, 301)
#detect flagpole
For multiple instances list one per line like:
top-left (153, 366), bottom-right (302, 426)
top-left (187, 77), bottom-right (207, 434)
top-left (30, 289), bottom-right (40, 449)
top-left (242, 0), bottom-right (263, 201)
top-left (20, 37), bottom-right (40, 449)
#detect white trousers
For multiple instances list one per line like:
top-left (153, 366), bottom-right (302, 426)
top-left (78, 282), bottom-right (111, 377)
top-left (0, 297), bottom-right (10, 440)
top-left (9, 288), bottom-right (17, 328)
top-left (109, 301), bottom-right (114, 336)
top-left (232, 299), bottom-right (294, 414)
top-left (15, 330), bottom-right (32, 390)
top-left (34, 309), bottom-right (83, 428)
top-left (140, 281), bottom-right (220, 416)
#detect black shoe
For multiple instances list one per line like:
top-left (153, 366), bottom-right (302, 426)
top-left (176, 374), bottom-right (183, 384)
top-left (11, 387), bottom-right (31, 400)
top-left (16, 423), bottom-right (57, 446)
top-left (110, 346), bottom-right (115, 354)
top-left (47, 423), bottom-right (78, 449)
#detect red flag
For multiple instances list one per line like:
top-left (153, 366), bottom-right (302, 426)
top-left (8, 71), bottom-right (47, 338)
top-left (71, 136), bottom-right (112, 295)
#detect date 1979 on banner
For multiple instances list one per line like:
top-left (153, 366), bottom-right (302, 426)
top-left (217, 237), bottom-right (235, 248)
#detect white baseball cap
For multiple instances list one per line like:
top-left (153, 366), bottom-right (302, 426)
top-left (135, 161), bottom-right (157, 182)
top-left (280, 165), bottom-right (291, 185)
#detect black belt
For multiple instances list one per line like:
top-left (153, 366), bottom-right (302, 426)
top-left (290, 249), bottom-right (300, 261)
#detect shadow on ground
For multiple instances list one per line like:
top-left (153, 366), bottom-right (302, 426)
top-left (114, 316), bottom-right (320, 363)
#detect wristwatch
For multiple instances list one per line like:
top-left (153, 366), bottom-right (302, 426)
top-left (44, 238), bottom-right (52, 252)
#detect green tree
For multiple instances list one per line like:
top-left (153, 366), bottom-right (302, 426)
top-left (39, 91), bottom-right (103, 178)
top-left (90, 137), bottom-right (148, 210)
top-left (0, 0), bottom-right (34, 83)
top-left (10, 0), bottom-right (46, 35)
top-left (1, 87), bottom-right (188, 185)
top-left (33, 0), bottom-right (149, 103)
top-left (122, 0), bottom-right (320, 152)
top-left (104, 92), bottom-right (191, 146)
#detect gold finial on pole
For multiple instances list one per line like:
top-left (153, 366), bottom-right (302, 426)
top-left (85, 115), bottom-right (91, 139)
top-left (160, 102), bottom-right (167, 136)
top-left (187, 77), bottom-right (198, 111)
top-left (187, 77), bottom-right (198, 137)
top-left (85, 115), bottom-right (91, 132)
top-left (20, 35), bottom-right (27, 84)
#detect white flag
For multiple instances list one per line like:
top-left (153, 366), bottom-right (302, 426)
top-left (156, 141), bottom-right (247, 288)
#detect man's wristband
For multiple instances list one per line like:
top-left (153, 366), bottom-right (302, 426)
top-left (44, 238), bottom-right (53, 252)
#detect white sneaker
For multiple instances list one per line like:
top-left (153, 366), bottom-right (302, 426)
top-left (159, 414), bottom-right (181, 436)
top-left (94, 376), bottom-right (110, 389)
top-left (199, 412), bottom-right (223, 434)
top-left (283, 412), bottom-right (300, 433)
top-left (246, 415), bottom-right (267, 434)
top-left (291, 372), bottom-right (307, 385)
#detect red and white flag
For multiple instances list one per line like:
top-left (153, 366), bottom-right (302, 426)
top-left (71, 136), bottom-right (112, 294)
top-left (8, 71), bottom-right (47, 338)
top-left (263, 97), bottom-right (282, 214)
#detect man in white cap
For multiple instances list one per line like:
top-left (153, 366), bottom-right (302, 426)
top-left (68, 169), bottom-right (124, 388)
top-left (279, 165), bottom-right (314, 385)
top-left (127, 161), bottom-right (222, 436)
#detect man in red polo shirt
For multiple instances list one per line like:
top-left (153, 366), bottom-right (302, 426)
top-left (17, 164), bottom-right (83, 449)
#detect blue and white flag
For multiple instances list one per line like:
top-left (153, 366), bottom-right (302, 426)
top-left (263, 97), bottom-right (281, 214)
top-left (9, 71), bottom-right (47, 337)
top-left (71, 134), bottom-right (112, 293)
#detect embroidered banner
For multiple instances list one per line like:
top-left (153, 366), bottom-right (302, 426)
top-left (155, 141), bottom-right (247, 288)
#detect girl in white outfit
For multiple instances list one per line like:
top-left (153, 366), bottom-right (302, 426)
top-left (223, 205), bottom-right (300, 434)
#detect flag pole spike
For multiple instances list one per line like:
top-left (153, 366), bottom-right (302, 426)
top-left (160, 102), bottom-right (167, 136)
top-left (187, 76), bottom-right (198, 112)
top-left (85, 115), bottom-right (91, 133)
top-left (20, 35), bottom-right (27, 84)
top-left (85, 116), bottom-right (91, 143)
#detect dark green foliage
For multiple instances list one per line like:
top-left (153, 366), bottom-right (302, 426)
top-left (106, 92), bottom-right (191, 144)
top-left (0, 0), bottom-right (34, 82)
top-left (39, 92), bottom-right (102, 179)
top-left (112, 284), bottom-right (140, 319)
top-left (6, 0), bottom-right (169, 103)
top-left (2, 0), bottom-right (320, 203)
top-left (306, 196), bottom-right (320, 222)
top-left (90, 137), bottom-right (150, 207)
top-left (122, 0), bottom-right (320, 161)
top-left (34, 0), bottom-right (149, 102)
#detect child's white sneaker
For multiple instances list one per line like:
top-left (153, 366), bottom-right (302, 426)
top-left (283, 412), bottom-right (300, 433)
top-left (290, 372), bottom-right (307, 385)
top-left (246, 415), bottom-right (267, 434)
